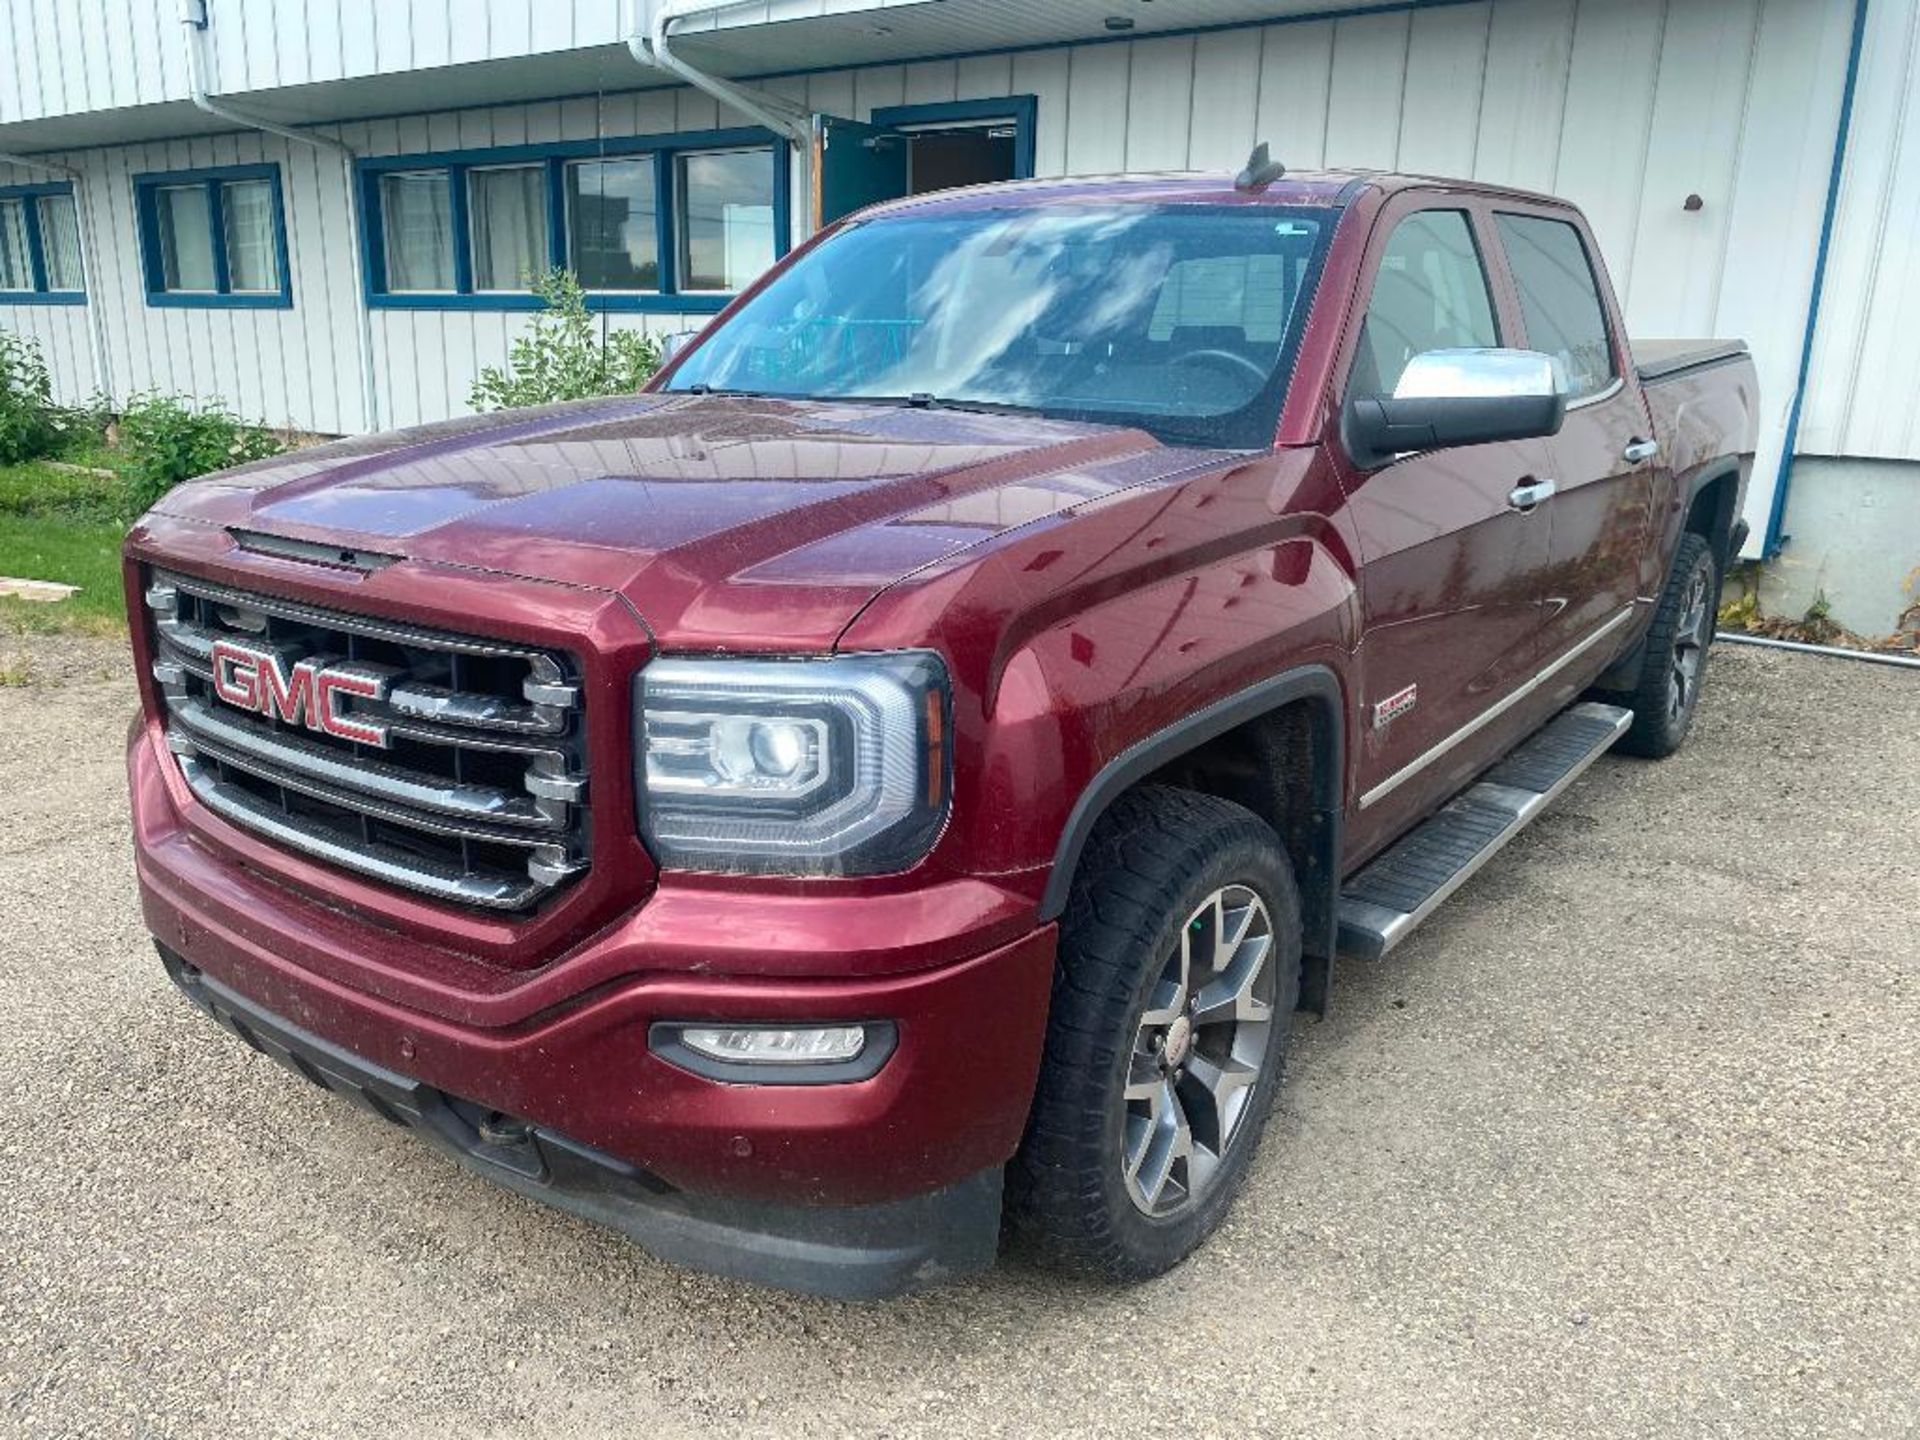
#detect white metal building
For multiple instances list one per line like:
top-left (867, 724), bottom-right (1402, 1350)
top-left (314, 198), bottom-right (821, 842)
top-left (1, 0), bottom-right (1915, 631)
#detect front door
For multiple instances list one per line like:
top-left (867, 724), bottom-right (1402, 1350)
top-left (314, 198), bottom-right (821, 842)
top-left (1489, 208), bottom-right (1655, 661)
top-left (1333, 200), bottom-right (1557, 866)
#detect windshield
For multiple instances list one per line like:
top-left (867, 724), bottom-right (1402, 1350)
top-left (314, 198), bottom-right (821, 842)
top-left (664, 204), bottom-right (1332, 449)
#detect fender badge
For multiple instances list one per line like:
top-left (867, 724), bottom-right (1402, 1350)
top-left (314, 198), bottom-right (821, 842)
top-left (1373, 683), bottom-right (1418, 731)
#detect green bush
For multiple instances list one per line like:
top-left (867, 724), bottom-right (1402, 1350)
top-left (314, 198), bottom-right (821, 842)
top-left (118, 393), bottom-right (284, 513)
top-left (0, 332), bottom-right (60, 465)
top-left (469, 269), bottom-right (661, 411)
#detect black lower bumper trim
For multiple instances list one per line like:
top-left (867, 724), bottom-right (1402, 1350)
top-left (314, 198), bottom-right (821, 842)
top-left (157, 944), bottom-right (1001, 1299)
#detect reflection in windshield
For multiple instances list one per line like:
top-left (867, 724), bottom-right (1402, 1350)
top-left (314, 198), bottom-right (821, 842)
top-left (666, 206), bottom-right (1329, 449)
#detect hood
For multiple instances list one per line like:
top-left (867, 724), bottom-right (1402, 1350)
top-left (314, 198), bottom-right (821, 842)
top-left (154, 394), bottom-right (1232, 649)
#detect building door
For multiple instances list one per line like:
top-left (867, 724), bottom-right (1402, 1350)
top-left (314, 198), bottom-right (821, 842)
top-left (812, 100), bottom-right (1034, 228)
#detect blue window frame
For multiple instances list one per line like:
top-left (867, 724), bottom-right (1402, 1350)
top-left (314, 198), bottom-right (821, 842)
top-left (357, 128), bottom-right (792, 313)
top-left (132, 164), bottom-right (293, 309)
top-left (870, 96), bottom-right (1040, 183)
top-left (0, 182), bottom-right (86, 306)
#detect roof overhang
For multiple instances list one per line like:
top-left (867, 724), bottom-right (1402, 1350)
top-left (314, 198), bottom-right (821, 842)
top-left (0, 0), bottom-right (1383, 156)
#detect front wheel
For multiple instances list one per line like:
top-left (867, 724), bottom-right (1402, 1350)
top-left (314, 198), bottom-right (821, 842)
top-left (1613, 532), bottom-right (1718, 758)
top-left (1007, 787), bottom-right (1301, 1280)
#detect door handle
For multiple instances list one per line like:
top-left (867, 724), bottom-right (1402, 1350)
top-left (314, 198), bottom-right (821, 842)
top-left (1508, 478), bottom-right (1557, 512)
top-left (1623, 437), bottom-right (1660, 464)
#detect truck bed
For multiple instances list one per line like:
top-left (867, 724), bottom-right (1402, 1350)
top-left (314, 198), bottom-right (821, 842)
top-left (1633, 338), bottom-right (1751, 383)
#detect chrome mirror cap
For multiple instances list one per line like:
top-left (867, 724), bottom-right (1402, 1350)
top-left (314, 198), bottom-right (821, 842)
top-left (1393, 348), bottom-right (1568, 401)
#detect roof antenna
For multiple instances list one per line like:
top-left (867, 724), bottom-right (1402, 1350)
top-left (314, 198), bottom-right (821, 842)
top-left (1234, 141), bottom-right (1287, 193)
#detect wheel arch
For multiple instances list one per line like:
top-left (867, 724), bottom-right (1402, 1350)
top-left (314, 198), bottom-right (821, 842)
top-left (1038, 664), bottom-right (1346, 1013)
top-left (1683, 461), bottom-right (1745, 576)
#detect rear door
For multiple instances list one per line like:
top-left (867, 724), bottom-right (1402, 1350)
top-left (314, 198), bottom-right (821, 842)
top-left (1489, 208), bottom-right (1655, 661)
top-left (1331, 197), bottom-right (1557, 865)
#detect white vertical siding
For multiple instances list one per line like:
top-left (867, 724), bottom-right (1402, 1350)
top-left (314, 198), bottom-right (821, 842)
top-left (1799, 0), bottom-right (1920, 463)
top-left (0, 89), bottom-right (730, 435)
top-left (0, 0), bottom-right (1882, 528)
top-left (0, 0), bottom-right (639, 122)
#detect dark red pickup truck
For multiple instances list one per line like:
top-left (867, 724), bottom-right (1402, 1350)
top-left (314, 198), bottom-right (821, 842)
top-left (125, 165), bottom-right (1758, 1297)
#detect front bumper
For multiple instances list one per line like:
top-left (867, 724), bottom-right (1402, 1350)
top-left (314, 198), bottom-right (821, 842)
top-left (159, 948), bottom-right (1003, 1299)
top-left (130, 718), bottom-right (1056, 1292)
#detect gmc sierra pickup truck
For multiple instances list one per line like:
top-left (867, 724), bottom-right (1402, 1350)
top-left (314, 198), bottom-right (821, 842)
top-left (125, 164), bottom-right (1758, 1298)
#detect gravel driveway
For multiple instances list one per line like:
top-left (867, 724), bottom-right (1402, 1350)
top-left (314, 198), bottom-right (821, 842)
top-left (1, 633), bottom-right (1914, 1439)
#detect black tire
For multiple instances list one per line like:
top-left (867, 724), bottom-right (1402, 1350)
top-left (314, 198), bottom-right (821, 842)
top-left (1007, 786), bottom-right (1301, 1280)
top-left (1609, 532), bottom-right (1719, 759)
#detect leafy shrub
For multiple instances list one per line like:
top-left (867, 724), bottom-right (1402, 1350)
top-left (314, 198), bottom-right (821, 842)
top-left (469, 269), bottom-right (661, 411)
top-left (0, 332), bottom-right (60, 465)
top-left (118, 393), bottom-right (284, 512)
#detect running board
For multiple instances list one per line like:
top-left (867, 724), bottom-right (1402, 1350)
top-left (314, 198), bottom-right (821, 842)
top-left (1336, 702), bottom-right (1633, 960)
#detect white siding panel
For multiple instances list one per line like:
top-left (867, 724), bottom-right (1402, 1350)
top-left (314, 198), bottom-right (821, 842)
top-left (1065, 43), bottom-right (1131, 176)
top-left (1474, 0), bottom-right (1578, 192)
top-left (1397, 4), bottom-right (1491, 180)
top-left (1187, 30), bottom-right (1262, 171)
top-left (1326, 10), bottom-right (1409, 171)
top-left (1621, 0), bottom-right (1761, 336)
top-left (1125, 37), bottom-right (1196, 173)
top-left (1012, 49), bottom-right (1071, 177)
top-left (1712, 0), bottom-right (1856, 494)
top-left (1553, 0), bottom-right (1664, 285)
top-left (1254, 20), bottom-right (1334, 168)
top-left (1801, 0), bottom-right (1920, 461)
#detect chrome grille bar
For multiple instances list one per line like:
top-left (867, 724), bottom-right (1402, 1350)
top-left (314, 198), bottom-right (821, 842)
top-left (147, 569), bottom-right (590, 911)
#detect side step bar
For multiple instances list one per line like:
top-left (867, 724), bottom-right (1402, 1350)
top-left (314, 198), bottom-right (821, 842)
top-left (1337, 702), bottom-right (1633, 960)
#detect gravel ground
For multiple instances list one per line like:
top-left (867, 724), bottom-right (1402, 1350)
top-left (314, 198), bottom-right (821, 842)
top-left (1, 634), bottom-right (1915, 1439)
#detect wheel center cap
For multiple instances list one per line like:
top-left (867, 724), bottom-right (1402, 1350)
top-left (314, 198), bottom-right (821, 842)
top-left (1164, 1014), bottom-right (1193, 1068)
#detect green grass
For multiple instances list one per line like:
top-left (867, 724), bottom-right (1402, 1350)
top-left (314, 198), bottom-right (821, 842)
top-left (0, 451), bottom-right (137, 636)
top-left (0, 510), bottom-right (129, 637)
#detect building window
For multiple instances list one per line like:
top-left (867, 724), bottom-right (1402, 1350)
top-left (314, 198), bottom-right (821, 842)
top-left (133, 164), bottom-right (291, 309)
top-left (469, 164), bottom-right (546, 293)
top-left (564, 158), bottom-right (658, 291)
top-left (359, 129), bottom-right (788, 313)
top-left (380, 171), bottom-right (456, 293)
top-left (0, 183), bottom-right (86, 304)
top-left (677, 149), bottom-right (775, 293)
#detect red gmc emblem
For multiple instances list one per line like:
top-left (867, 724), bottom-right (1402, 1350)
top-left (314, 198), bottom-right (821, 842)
top-left (208, 639), bottom-right (392, 748)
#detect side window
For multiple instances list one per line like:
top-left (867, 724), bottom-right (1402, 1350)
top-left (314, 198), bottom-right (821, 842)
top-left (1495, 213), bottom-right (1615, 400)
top-left (1353, 209), bottom-right (1498, 399)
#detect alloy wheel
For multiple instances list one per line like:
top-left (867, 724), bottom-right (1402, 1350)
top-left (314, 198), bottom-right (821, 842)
top-left (1668, 567), bottom-right (1712, 723)
top-left (1122, 884), bottom-right (1276, 1217)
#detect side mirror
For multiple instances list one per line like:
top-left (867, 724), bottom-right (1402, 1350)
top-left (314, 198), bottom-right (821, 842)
top-left (659, 328), bottom-right (703, 362)
top-left (1344, 348), bottom-right (1567, 469)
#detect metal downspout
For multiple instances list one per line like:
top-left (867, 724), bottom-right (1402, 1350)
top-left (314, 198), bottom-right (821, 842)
top-left (0, 152), bottom-right (112, 401)
top-left (628, 1), bottom-right (816, 230)
top-left (177, 0), bottom-right (380, 433)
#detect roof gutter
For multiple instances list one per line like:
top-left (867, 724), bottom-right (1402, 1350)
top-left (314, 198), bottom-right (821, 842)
top-left (628, 1), bottom-right (816, 227)
top-left (178, 0), bottom-right (380, 432)
top-left (0, 152), bottom-right (112, 401)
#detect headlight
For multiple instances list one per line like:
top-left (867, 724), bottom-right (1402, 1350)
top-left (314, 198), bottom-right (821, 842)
top-left (634, 652), bottom-right (951, 875)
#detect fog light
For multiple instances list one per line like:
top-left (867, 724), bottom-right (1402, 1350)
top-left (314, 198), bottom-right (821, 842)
top-left (650, 1021), bottom-right (898, 1083)
top-left (680, 1025), bottom-right (866, 1064)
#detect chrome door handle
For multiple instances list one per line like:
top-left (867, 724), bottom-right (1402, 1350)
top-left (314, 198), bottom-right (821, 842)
top-left (1508, 478), bottom-right (1557, 512)
top-left (1623, 437), bottom-right (1660, 464)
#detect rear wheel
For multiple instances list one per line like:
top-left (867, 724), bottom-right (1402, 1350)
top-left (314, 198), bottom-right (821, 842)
top-left (1613, 532), bottom-right (1718, 758)
top-left (1008, 786), bottom-right (1301, 1280)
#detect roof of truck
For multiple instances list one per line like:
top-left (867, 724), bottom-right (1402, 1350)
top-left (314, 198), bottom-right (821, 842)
top-left (862, 168), bottom-right (1577, 219)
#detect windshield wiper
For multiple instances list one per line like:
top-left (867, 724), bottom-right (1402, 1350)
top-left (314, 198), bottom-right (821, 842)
top-left (677, 383), bottom-right (769, 397)
top-left (837, 393), bottom-right (1044, 418)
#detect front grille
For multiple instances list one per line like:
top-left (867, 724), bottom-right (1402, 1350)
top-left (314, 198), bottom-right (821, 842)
top-left (146, 569), bottom-right (589, 911)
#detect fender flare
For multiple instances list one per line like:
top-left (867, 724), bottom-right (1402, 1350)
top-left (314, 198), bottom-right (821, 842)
top-left (1038, 664), bottom-right (1346, 1011)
